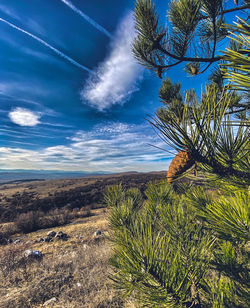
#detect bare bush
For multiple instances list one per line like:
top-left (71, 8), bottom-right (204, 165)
top-left (14, 208), bottom-right (73, 234)
top-left (15, 211), bottom-right (40, 233)
top-left (73, 206), bottom-right (92, 219)
top-left (40, 208), bottom-right (71, 229)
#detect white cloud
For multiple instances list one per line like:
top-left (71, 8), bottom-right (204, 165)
top-left (0, 122), bottom-right (174, 172)
top-left (81, 12), bottom-right (143, 111)
top-left (96, 122), bottom-right (130, 134)
top-left (9, 107), bottom-right (41, 126)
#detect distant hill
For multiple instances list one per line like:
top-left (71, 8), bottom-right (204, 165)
top-left (0, 171), bottom-right (166, 223)
top-left (0, 169), bottom-right (111, 184)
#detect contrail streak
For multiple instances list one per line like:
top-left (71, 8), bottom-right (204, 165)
top-left (0, 17), bottom-right (91, 72)
top-left (60, 0), bottom-right (112, 39)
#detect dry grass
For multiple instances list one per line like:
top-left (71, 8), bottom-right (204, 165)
top-left (0, 171), bottom-right (161, 199)
top-left (0, 173), bottom-right (167, 307)
top-left (0, 245), bottom-right (122, 308)
top-left (0, 209), bottom-right (129, 308)
top-left (0, 178), bottom-right (96, 200)
top-left (0, 171), bottom-right (165, 208)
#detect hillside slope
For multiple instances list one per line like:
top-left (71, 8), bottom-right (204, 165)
top-left (0, 171), bottom-right (166, 223)
top-left (0, 208), bottom-right (129, 308)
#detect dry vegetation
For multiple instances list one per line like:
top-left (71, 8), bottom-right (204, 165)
top-left (0, 209), bottom-right (125, 308)
top-left (0, 172), bottom-right (165, 225)
top-left (0, 172), bottom-right (165, 308)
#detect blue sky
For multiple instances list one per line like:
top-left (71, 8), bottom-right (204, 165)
top-left (0, 0), bottom-right (238, 172)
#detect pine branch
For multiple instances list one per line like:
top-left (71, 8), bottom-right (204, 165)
top-left (149, 85), bottom-right (250, 183)
top-left (133, 0), bottom-right (249, 77)
top-left (199, 4), bottom-right (250, 20)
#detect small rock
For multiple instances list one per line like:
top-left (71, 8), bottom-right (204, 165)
top-left (44, 236), bottom-right (53, 243)
top-left (35, 237), bottom-right (44, 243)
top-left (92, 230), bottom-right (105, 244)
top-left (47, 231), bottom-right (56, 237)
top-left (94, 230), bottom-right (102, 237)
top-left (76, 282), bottom-right (82, 287)
top-left (55, 231), bottom-right (68, 240)
top-left (24, 249), bottom-right (43, 259)
top-left (43, 297), bottom-right (57, 306)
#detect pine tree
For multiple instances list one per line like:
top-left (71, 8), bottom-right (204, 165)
top-left (106, 2), bottom-right (250, 307)
top-left (133, 0), bottom-right (249, 78)
top-left (133, 0), bottom-right (249, 114)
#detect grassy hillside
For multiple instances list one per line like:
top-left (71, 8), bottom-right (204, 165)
top-left (0, 172), bottom-right (165, 308)
top-left (0, 208), bottom-right (126, 308)
top-left (0, 172), bottom-right (165, 224)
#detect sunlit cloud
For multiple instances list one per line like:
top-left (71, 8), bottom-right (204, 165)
top-left (0, 122), bottom-right (173, 172)
top-left (9, 107), bottom-right (41, 127)
top-left (81, 12), bottom-right (143, 111)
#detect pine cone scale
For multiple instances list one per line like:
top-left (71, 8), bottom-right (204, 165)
top-left (167, 151), bottom-right (195, 183)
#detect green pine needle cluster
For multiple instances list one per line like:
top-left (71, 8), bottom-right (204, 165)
top-left (106, 182), bottom-right (249, 307)
top-left (151, 84), bottom-right (249, 185)
top-left (132, 0), bottom-right (249, 83)
top-left (222, 18), bottom-right (250, 92)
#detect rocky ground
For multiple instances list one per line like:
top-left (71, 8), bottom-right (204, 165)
top-left (0, 208), bottom-right (136, 308)
top-left (0, 172), bottom-right (167, 307)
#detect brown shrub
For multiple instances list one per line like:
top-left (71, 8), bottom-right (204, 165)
top-left (0, 222), bottom-right (19, 238)
top-left (14, 208), bottom-right (73, 234)
top-left (15, 211), bottom-right (40, 233)
top-left (73, 206), bottom-right (92, 219)
top-left (39, 208), bottom-right (71, 229)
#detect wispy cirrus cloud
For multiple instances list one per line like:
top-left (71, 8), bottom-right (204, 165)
top-left (0, 3), bottom-right (44, 33)
top-left (0, 17), bottom-right (91, 72)
top-left (0, 92), bottom-right (58, 116)
top-left (0, 122), bottom-right (173, 172)
top-left (0, 4), bottom-right (20, 21)
top-left (60, 0), bottom-right (112, 38)
top-left (8, 107), bottom-right (41, 127)
top-left (81, 12), bottom-right (143, 111)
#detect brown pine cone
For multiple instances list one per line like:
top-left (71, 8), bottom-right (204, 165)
top-left (167, 151), bottom-right (195, 183)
